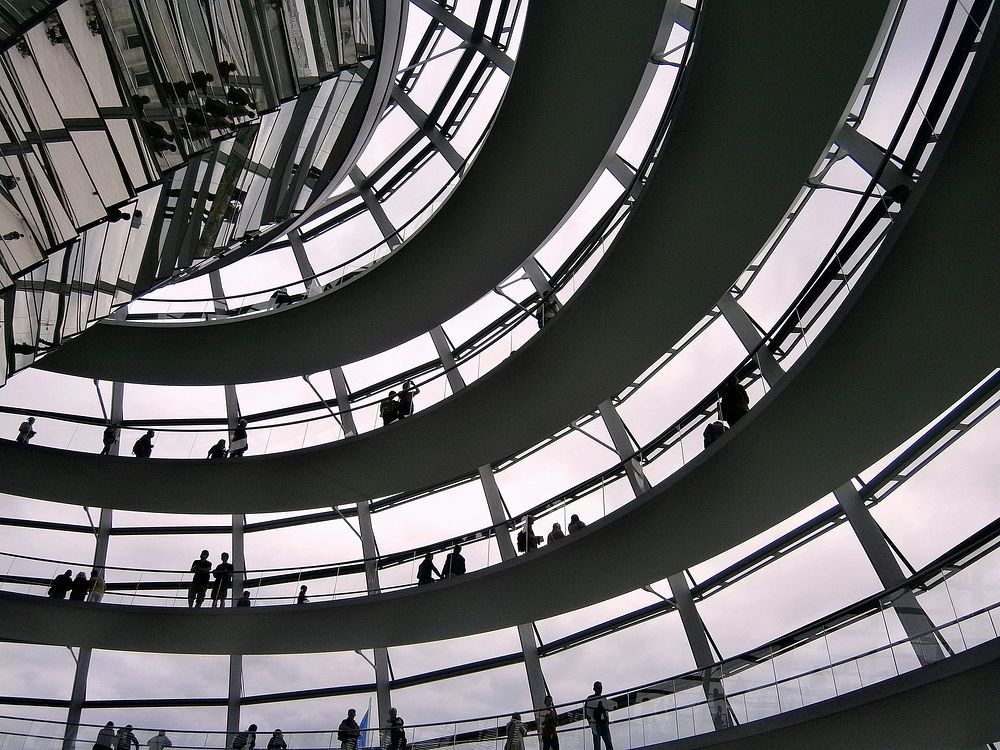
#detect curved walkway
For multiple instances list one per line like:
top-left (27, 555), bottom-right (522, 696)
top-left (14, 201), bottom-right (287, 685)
top-left (0, 0), bottom-right (893, 512)
top-left (0, 20), bottom-right (994, 651)
top-left (35, 0), bottom-right (668, 385)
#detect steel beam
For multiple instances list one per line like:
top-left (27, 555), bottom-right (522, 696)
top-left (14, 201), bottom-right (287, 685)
top-left (716, 293), bottom-right (784, 388)
top-left (331, 367), bottom-right (359, 437)
top-left (598, 400), bottom-right (649, 496)
top-left (429, 325), bottom-right (466, 395)
top-left (288, 230), bottom-right (320, 290)
top-left (835, 124), bottom-right (915, 195)
top-left (391, 85), bottom-right (464, 171)
top-left (350, 167), bottom-right (402, 251)
top-left (408, 0), bottom-right (514, 75)
top-left (356, 499), bottom-right (392, 729)
top-left (833, 483), bottom-right (946, 666)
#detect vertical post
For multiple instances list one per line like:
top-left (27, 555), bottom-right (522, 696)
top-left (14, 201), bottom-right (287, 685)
top-left (429, 326), bottom-right (465, 395)
top-left (667, 573), bottom-right (731, 731)
top-left (350, 167), bottom-right (402, 252)
top-left (287, 230), bottom-right (320, 291)
top-left (331, 367), bottom-right (359, 437)
top-left (63, 377), bottom-right (122, 750)
top-left (833, 483), bottom-right (945, 666)
top-left (598, 400), bottom-right (649, 496)
top-left (356, 500), bottom-right (392, 731)
top-left (716, 293), bottom-right (784, 388)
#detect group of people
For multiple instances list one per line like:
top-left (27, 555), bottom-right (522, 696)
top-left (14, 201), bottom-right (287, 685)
top-left (47, 568), bottom-right (105, 602)
top-left (518, 514), bottom-right (586, 554)
top-left (16, 418), bottom-right (251, 459)
top-left (92, 723), bottom-right (171, 750)
top-left (188, 550), bottom-right (250, 608)
top-left (379, 381), bottom-right (420, 426)
top-left (416, 545), bottom-right (466, 585)
top-left (91, 686), bottom-right (618, 750)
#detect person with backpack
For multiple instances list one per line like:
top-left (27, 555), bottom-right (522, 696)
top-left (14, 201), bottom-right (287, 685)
top-left (69, 571), bottom-right (90, 601)
top-left (380, 391), bottom-right (400, 426)
top-left (337, 709), bottom-right (360, 750)
top-left (100, 423), bottom-right (119, 455)
top-left (441, 545), bottom-right (466, 578)
top-left (387, 709), bottom-right (406, 750)
top-left (16, 416), bottom-right (36, 445)
top-left (718, 375), bottom-right (750, 427)
top-left (48, 570), bottom-right (73, 599)
top-left (232, 724), bottom-right (257, 750)
top-left (396, 380), bottom-right (420, 420)
top-left (584, 682), bottom-right (614, 750)
top-left (538, 696), bottom-right (559, 750)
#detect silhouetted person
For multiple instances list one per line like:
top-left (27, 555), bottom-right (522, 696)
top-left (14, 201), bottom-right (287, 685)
top-left (131, 94), bottom-right (151, 113)
top-left (211, 552), bottom-right (235, 607)
top-left (547, 523), bottom-right (565, 544)
top-left (88, 569), bottom-right (105, 603)
top-left (115, 725), bottom-right (139, 750)
top-left (185, 105), bottom-right (230, 131)
top-left (227, 86), bottom-right (255, 108)
top-left (166, 80), bottom-right (195, 103)
top-left (146, 730), bottom-right (172, 750)
top-left (266, 731), bottom-right (285, 750)
top-left (517, 515), bottom-right (542, 553)
top-left (441, 545), bottom-right (466, 578)
top-left (229, 419), bottom-right (249, 457)
top-left (380, 391), bottom-right (399, 426)
top-left (338, 709), bottom-right (360, 750)
top-left (16, 416), bottom-right (36, 444)
top-left (94, 722), bottom-right (116, 750)
top-left (217, 61), bottom-right (238, 83)
top-left (416, 552), bottom-right (439, 585)
top-left (584, 682), bottom-right (613, 750)
top-left (505, 713), bottom-right (527, 750)
top-left (132, 430), bottom-right (154, 458)
top-left (191, 70), bottom-right (214, 94)
top-left (236, 590), bottom-right (251, 607)
top-left (69, 571), bottom-right (90, 600)
top-left (48, 569), bottom-right (73, 598)
top-left (142, 119), bottom-right (174, 142)
top-left (232, 724), bottom-right (257, 750)
top-left (100, 423), bottom-right (119, 455)
top-left (387, 709), bottom-right (405, 750)
top-left (396, 380), bottom-right (420, 419)
top-left (188, 549), bottom-right (212, 607)
top-left (203, 97), bottom-right (232, 118)
top-left (149, 137), bottom-right (176, 154)
top-left (296, 585), bottom-right (308, 604)
top-left (719, 375), bottom-right (750, 427)
top-left (567, 514), bottom-right (586, 534)
top-left (2, 231), bottom-right (23, 240)
top-left (208, 439), bottom-right (228, 459)
top-left (539, 695), bottom-right (559, 750)
top-left (536, 291), bottom-right (558, 329)
top-left (703, 420), bottom-right (728, 448)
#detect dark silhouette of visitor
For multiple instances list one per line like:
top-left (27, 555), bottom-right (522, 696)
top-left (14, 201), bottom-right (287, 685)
top-left (232, 724), bottom-right (257, 750)
top-left (149, 136), bottom-right (176, 154)
top-left (567, 514), bottom-right (586, 534)
top-left (584, 682), bottom-right (614, 750)
top-left (229, 419), bottom-right (248, 458)
top-left (536, 291), bottom-right (559, 329)
top-left (703, 420), bottom-right (728, 448)
top-left (191, 70), bottom-right (214, 94)
top-left (547, 523), bottom-right (565, 544)
top-left (338, 709), bottom-right (360, 750)
top-left (69, 571), bottom-right (90, 601)
top-left (396, 380), bottom-right (420, 419)
top-left (217, 61), bottom-right (238, 83)
top-left (88, 569), bottom-right (105, 603)
top-left (16, 416), bottom-right (36, 445)
top-left (517, 515), bottom-right (542, 553)
top-left (236, 590), bottom-right (252, 607)
top-left (227, 86), bottom-right (255, 108)
top-left (442, 545), bottom-right (466, 577)
top-left (131, 94), bottom-right (151, 113)
top-left (142, 119), bottom-right (174, 142)
top-left (208, 439), bottom-right (228, 459)
top-left (539, 695), bottom-right (559, 750)
top-left (416, 552), bottom-right (440, 585)
top-left (718, 375), bottom-right (750, 427)
top-left (100, 423), bottom-right (119, 455)
top-left (48, 569), bottom-right (73, 598)
top-left (380, 391), bottom-right (399, 426)
top-left (94, 721), bottom-right (116, 750)
top-left (387, 708), bottom-right (405, 750)
top-left (296, 585), bottom-right (309, 604)
top-left (211, 552), bottom-right (235, 607)
top-left (132, 430), bottom-right (155, 458)
top-left (265, 730), bottom-right (285, 750)
top-left (188, 550), bottom-right (212, 608)
top-left (2, 231), bottom-right (23, 240)
top-left (115, 725), bottom-right (139, 750)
